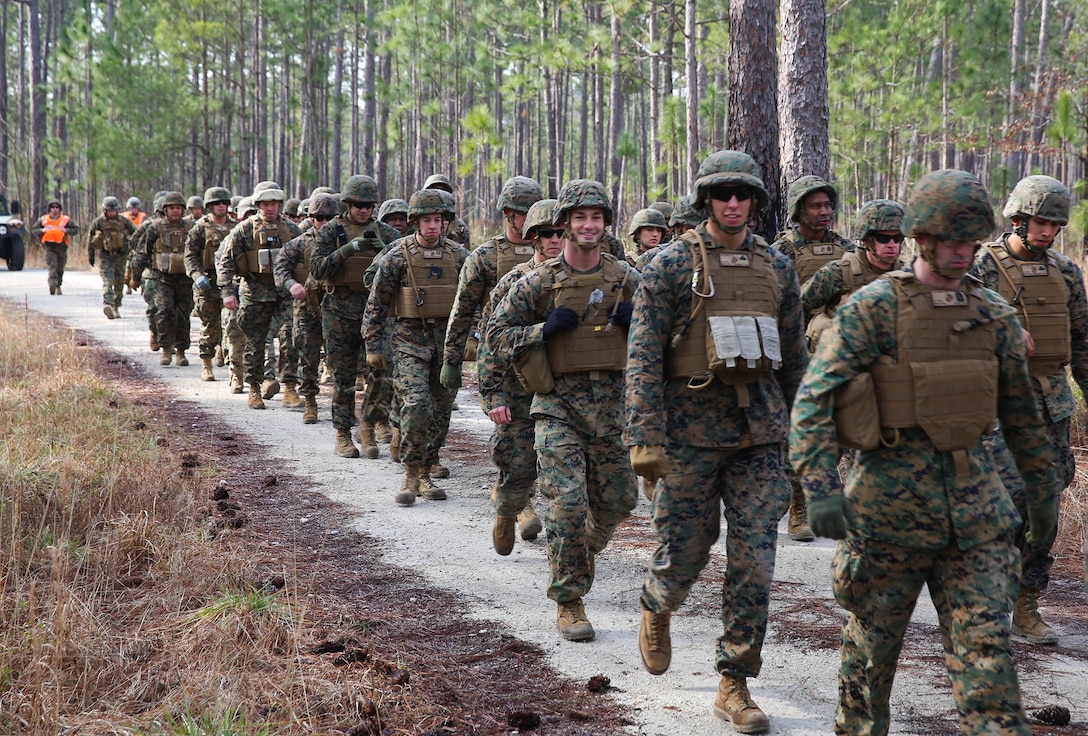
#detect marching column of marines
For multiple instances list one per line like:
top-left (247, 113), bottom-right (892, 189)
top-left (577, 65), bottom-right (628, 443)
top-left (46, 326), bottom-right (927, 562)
top-left (65, 156), bottom-right (1088, 734)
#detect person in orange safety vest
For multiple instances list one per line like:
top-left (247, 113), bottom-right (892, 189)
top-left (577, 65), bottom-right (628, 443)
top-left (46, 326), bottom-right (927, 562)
top-left (32, 200), bottom-right (79, 295)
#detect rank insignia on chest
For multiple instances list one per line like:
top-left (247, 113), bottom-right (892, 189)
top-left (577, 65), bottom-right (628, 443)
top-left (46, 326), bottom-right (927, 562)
top-left (719, 253), bottom-right (750, 267)
top-left (514, 245), bottom-right (534, 256)
top-left (423, 248), bottom-right (443, 259)
top-left (812, 244), bottom-right (836, 256)
top-left (1019, 263), bottom-right (1048, 277)
top-left (930, 290), bottom-right (967, 307)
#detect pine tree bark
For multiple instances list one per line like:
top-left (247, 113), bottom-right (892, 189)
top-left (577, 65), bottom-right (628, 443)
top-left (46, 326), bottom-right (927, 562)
top-left (778, 0), bottom-right (830, 187)
top-left (684, 0), bottom-right (698, 192)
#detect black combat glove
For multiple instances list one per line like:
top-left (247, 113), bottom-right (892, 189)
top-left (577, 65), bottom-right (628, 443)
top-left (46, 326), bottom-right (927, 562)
top-left (610, 301), bottom-right (634, 329)
top-left (542, 306), bottom-right (579, 341)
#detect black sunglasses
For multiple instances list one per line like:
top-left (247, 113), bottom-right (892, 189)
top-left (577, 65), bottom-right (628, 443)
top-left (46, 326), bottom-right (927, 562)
top-left (536, 227), bottom-right (564, 239)
top-left (871, 233), bottom-right (905, 244)
top-left (708, 186), bottom-right (752, 202)
top-left (311, 215), bottom-right (332, 222)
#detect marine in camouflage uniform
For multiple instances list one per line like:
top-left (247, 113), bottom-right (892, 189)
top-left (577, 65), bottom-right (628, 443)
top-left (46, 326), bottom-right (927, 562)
top-left (634, 194), bottom-right (706, 271)
top-left (86, 196), bottom-right (135, 318)
top-left (274, 193), bottom-right (340, 424)
top-left (773, 176), bottom-right (854, 543)
top-left (648, 200), bottom-right (675, 242)
top-left (217, 187), bottom-right (302, 409)
top-left (474, 197), bottom-right (562, 555)
top-left (364, 189), bottom-right (467, 503)
top-left (625, 207), bottom-right (667, 268)
top-left (32, 200), bottom-right (79, 295)
top-left (627, 152), bottom-right (805, 734)
top-left (423, 174), bottom-right (472, 247)
top-left (488, 179), bottom-right (640, 643)
top-left (968, 175), bottom-right (1088, 645)
top-left (378, 197), bottom-right (410, 236)
top-left (130, 191), bottom-right (195, 365)
top-left (309, 176), bottom-right (400, 458)
top-left (791, 169), bottom-right (1059, 736)
top-left (802, 199), bottom-right (907, 351)
top-left (127, 194), bottom-right (166, 350)
top-left (184, 186), bottom-right (233, 382)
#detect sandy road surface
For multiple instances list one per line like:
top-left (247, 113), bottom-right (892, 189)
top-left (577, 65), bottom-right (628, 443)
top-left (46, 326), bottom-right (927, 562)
top-left (4, 267), bottom-right (1087, 735)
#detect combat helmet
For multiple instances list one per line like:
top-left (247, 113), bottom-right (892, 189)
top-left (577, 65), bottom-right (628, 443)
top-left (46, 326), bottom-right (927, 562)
top-left (787, 176), bottom-right (837, 222)
top-left (253, 188), bottom-right (285, 203)
top-left (299, 199), bottom-right (311, 216)
top-left (497, 176), bottom-right (543, 214)
top-left (669, 194), bottom-right (706, 228)
top-left (901, 170), bottom-right (994, 241)
top-left (378, 198), bottom-right (410, 222)
top-left (408, 188), bottom-right (456, 221)
top-left (648, 201), bottom-right (674, 223)
top-left (253, 180), bottom-right (279, 194)
top-left (187, 195), bottom-right (204, 209)
top-left (309, 193), bottom-right (340, 219)
top-left (424, 174), bottom-right (455, 193)
top-left (854, 199), bottom-right (906, 242)
top-left (342, 175), bottom-right (379, 206)
top-left (1003, 175), bottom-right (1070, 225)
top-left (237, 196), bottom-right (257, 218)
top-left (161, 191), bottom-right (186, 208)
top-left (284, 198), bottom-right (302, 217)
top-left (310, 186), bottom-right (336, 199)
top-left (555, 179), bottom-right (613, 226)
top-left (628, 207), bottom-right (668, 237)
top-left (126, 196), bottom-right (141, 209)
top-left (693, 150), bottom-right (769, 211)
top-left (203, 187), bottom-right (231, 206)
top-left (522, 198), bottom-right (559, 239)
top-left (102, 196), bottom-right (121, 211)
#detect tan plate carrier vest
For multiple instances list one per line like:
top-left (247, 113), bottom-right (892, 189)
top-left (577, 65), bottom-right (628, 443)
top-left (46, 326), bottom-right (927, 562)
top-left (793, 234), bottom-right (849, 286)
top-left (154, 222), bottom-right (189, 274)
top-left (94, 218), bottom-right (128, 253)
top-left (806, 250), bottom-right (887, 350)
top-left (200, 218), bottom-right (231, 271)
top-left (292, 231), bottom-right (316, 287)
top-left (395, 241), bottom-right (459, 320)
top-left (983, 242), bottom-right (1070, 378)
top-left (496, 239), bottom-right (537, 279)
top-left (541, 255), bottom-right (631, 376)
top-left (835, 273), bottom-right (1000, 479)
top-left (235, 217), bottom-right (294, 284)
top-left (326, 220), bottom-right (380, 292)
top-left (666, 231), bottom-right (781, 407)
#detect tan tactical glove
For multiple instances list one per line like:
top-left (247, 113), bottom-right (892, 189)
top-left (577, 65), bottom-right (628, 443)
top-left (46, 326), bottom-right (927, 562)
top-left (630, 445), bottom-right (669, 486)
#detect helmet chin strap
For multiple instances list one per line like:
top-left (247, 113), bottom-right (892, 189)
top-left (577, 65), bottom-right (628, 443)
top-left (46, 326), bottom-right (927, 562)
top-left (1015, 218), bottom-right (1049, 255)
top-left (713, 213), bottom-right (746, 234)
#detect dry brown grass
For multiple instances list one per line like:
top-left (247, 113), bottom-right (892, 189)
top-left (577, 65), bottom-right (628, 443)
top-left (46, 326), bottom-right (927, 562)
top-left (1056, 391), bottom-right (1088, 576)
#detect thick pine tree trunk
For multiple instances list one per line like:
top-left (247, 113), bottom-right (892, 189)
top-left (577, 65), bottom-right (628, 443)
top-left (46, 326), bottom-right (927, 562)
top-left (778, 0), bottom-right (830, 187)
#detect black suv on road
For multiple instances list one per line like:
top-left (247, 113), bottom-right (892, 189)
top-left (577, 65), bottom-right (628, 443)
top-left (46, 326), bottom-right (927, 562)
top-left (0, 194), bottom-right (26, 270)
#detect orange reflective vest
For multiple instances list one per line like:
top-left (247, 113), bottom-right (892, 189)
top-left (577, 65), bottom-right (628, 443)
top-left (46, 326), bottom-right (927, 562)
top-left (123, 211), bottom-right (146, 226)
top-left (40, 214), bottom-right (71, 245)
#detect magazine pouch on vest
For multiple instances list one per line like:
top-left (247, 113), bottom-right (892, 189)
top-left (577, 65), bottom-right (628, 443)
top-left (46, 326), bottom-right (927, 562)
top-left (395, 242), bottom-right (459, 320)
top-left (293, 233), bottom-right (316, 287)
top-left (244, 218), bottom-right (293, 284)
top-left (154, 223), bottom-right (188, 274)
top-left (96, 219), bottom-right (127, 253)
top-left (667, 231), bottom-right (780, 407)
top-left (327, 222), bottom-right (378, 292)
top-left (544, 256), bottom-right (630, 376)
top-left (838, 273), bottom-right (1000, 479)
top-left (983, 242), bottom-right (1070, 378)
top-left (201, 220), bottom-right (231, 271)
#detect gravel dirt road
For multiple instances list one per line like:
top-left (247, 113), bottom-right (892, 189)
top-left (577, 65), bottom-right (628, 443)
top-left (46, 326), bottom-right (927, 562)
top-left (5, 267), bottom-right (1087, 735)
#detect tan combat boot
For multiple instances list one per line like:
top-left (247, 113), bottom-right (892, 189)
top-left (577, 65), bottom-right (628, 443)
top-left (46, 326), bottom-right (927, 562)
top-left (261, 378), bottom-right (280, 399)
top-left (160, 345), bottom-right (174, 366)
top-left (281, 383), bottom-right (305, 410)
top-left (787, 488), bottom-right (815, 542)
top-left (214, 344), bottom-right (225, 366)
top-left (175, 349), bottom-right (189, 366)
top-left (418, 472), bottom-right (446, 501)
top-left (200, 357), bottom-right (215, 381)
top-left (1012, 588), bottom-right (1059, 644)
top-left (229, 371), bottom-right (244, 394)
top-left (714, 674), bottom-right (769, 734)
top-left (335, 428), bottom-right (360, 458)
top-left (639, 607), bottom-right (672, 675)
top-left (302, 396), bottom-right (318, 424)
top-left (103, 305), bottom-right (117, 319)
top-left (390, 427), bottom-right (401, 463)
top-left (430, 462), bottom-right (450, 479)
top-left (248, 384), bottom-right (265, 410)
top-left (150, 332), bottom-right (159, 352)
top-left (556, 599), bottom-right (595, 642)
top-left (375, 421), bottom-right (393, 444)
top-left (356, 422), bottom-right (380, 459)
top-left (518, 500), bottom-right (543, 541)
top-left (493, 516), bottom-right (516, 556)
top-left (396, 465), bottom-right (422, 506)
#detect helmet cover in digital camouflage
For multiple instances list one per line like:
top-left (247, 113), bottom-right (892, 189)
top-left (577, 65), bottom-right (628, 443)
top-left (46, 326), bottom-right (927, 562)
top-left (628, 207), bottom-right (668, 237)
top-left (1003, 175), bottom-right (1070, 225)
top-left (901, 170), bottom-right (994, 241)
top-left (187, 195), bottom-right (204, 209)
top-left (102, 196), bottom-right (121, 211)
top-left (378, 198), bottom-right (410, 222)
top-left (497, 176), bottom-right (544, 214)
top-left (669, 194), bottom-right (706, 227)
top-left (424, 174), bottom-right (454, 193)
top-left (408, 188), bottom-right (456, 221)
top-left (309, 193), bottom-right (340, 219)
top-left (854, 199), bottom-right (906, 242)
top-left (342, 175), bottom-right (379, 206)
top-left (203, 187), bottom-right (232, 206)
top-left (522, 198), bottom-right (559, 239)
top-left (693, 150), bottom-right (769, 211)
top-left (554, 179), bottom-right (613, 226)
top-left (786, 176), bottom-right (838, 222)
